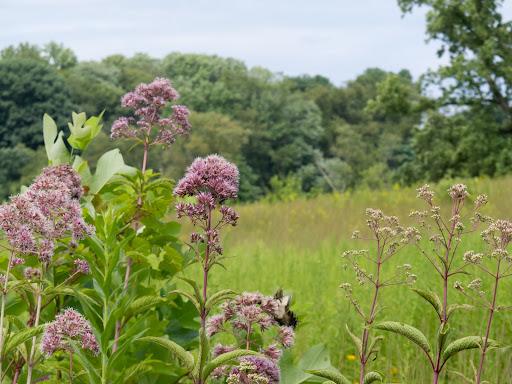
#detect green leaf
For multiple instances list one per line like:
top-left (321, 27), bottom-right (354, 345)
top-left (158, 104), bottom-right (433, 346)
top-left (114, 360), bottom-right (156, 384)
top-left (202, 349), bottom-right (259, 381)
top-left (89, 149), bottom-right (127, 195)
top-left (280, 344), bottom-right (333, 384)
top-left (178, 277), bottom-right (203, 305)
top-left (73, 155), bottom-right (92, 186)
top-left (437, 322), bottom-right (450, 351)
top-left (43, 113), bottom-right (58, 159)
top-left (375, 321), bottom-right (431, 356)
top-left (68, 111), bottom-right (104, 150)
top-left (345, 324), bottom-right (362, 356)
top-left (193, 328), bottom-right (209, 379)
top-left (363, 371), bottom-right (383, 383)
top-left (412, 288), bottom-right (442, 318)
top-left (442, 336), bottom-right (498, 364)
top-left (4, 325), bottom-right (45, 355)
top-left (205, 289), bottom-right (236, 311)
top-left (137, 336), bottom-right (194, 372)
top-left (170, 290), bottom-right (201, 313)
top-left (305, 369), bottom-right (351, 384)
top-left (43, 113), bottom-right (70, 165)
top-left (367, 335), bottom-right (384, 355)
top-left (447, 304), bottom-right (473, 319)
top-left (125, 296), bottom-right (165, 319)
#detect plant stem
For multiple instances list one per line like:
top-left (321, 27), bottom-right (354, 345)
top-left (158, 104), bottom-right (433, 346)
top-left (432, 204), bottom-right (458, 384)
top-left (196, 208), bottom-right (212, 384)
top-left (26, 283), bottom-right (42, 384)
top-left (432, 370), bottom-right (439, 384)
top-left (12, 364), bottom-right (20, 384)
top-left (69, 351), bottom-right (73, 383)
top-left (101, 297), bottom-right (108, 384)
top-left (113, 139), bottom-right (149, 353)
top-left (246, 324), bottom-right (252, 350)
top-left (475, 259), bottom-right (501, 384)
top-left (0, 253), bottom-right (13, 379)
top-left (359, 241), bottom-right (383, 384)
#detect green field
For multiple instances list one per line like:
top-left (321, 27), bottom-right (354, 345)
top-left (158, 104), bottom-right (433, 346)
top-left (205, 177), bottom-right (512, 383)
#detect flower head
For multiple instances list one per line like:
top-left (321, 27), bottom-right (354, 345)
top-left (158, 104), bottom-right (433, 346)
top-left (23, 267), bottom-right (41, 280)
top-left (174, 155), bottom-right (239, 201)
top-left (417, 184), bottom-right (434, 204)
top-left (234, 356), bottom-right (280, 384)
top-left (111, 77), bottom-right (190, 146)
top-left (74, 259), bottom-right (90, 274)
top-left (448, 183), bottom-right (468, 200)
top-left (278, 326), bottom-right (295, 348)
top-left (41, 308), bottom-right (99, 356)
top-left (0, 165), bottom-right (93, 263)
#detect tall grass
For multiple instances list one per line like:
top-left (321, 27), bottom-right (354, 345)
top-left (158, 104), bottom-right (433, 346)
top-left (205, 176), bottom-right (512, 382)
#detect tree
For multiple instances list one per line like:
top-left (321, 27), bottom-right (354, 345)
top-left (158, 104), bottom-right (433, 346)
top-left (398, 0), bottom-right (512, 129)
top-left (42, 42), bottom-right (77, 70)
top-left (64, 61), bottom-right (124, 119)
top-left (0, 58), bottom-right (75, 149)
top-left (162, 53), bottom-right (252, 113)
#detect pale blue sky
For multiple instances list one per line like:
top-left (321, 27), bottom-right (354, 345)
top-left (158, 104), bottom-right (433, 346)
top-left (1, 0), bottom-right (511, 84)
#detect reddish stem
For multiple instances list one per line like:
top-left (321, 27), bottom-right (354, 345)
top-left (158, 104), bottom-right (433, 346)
top-left (359, 239), bottom-right (383, 384)
top-left (475, 259), bottom-right (501, 383)
top-left (432, 201), bottom-right (458, 384)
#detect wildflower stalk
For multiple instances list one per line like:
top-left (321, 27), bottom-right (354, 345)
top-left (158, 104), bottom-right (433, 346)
top-left (340, 209), bottom-right (416, 384)
top-left (200, 207), bottom-right (212, 332)
top-left (111, 77), bottom-right (190, 353)
top-left (471, 218), bottom-right (512, 383)
top-left (174, 155), bottom-right (239, 384)
top-left (26, 280), bottom-right (43, 384)
top-left (475, 258), bottom-right (500, 383)
top-left (359, 241), bottom-right (382, 383)
top-left (432, 217), bottom-right (457, 384)
top-left (0, 252), bottom-right (14, 378)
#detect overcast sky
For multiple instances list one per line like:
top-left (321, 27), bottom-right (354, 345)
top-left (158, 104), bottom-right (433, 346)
top-left (1, 0), bottom-right (511, 85)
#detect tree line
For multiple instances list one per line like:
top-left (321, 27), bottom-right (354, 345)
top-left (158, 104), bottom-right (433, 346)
top-left (0, 0), bottom-right (511, 201)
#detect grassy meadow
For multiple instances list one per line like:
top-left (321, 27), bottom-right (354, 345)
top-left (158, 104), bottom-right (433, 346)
top-left (203, 177), bottom-right (512, 383)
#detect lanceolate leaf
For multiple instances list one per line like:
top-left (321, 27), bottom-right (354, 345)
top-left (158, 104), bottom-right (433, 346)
top-left (137, 336), bottom-right (194, 372)
top-left (114, 360), bottom-right (155, 384)
top-left (442, 336), bottom-right (498, 364)
top-left (375, 321), bottom-right (431, 356)
top-left (125, 296), bottom-right (165, 319)
top-left (3, 325), bottom-right (45, 355)
top-left (305, 369), bottom-right (351, 384)
top-left (178, 277), bottom-right (203, 305)
top-left (345, 324), bottom-right (362, 356)
top-left (363, 371), bottom-right (383, 383)
top-left (447, 304), bottom-right (473, 319)
top-left (202, 349), bottom-right (260, 381)
top-left (170, 289), bottom-right (201, 312)
top-left (205, 289), bottom-right (236, 311)
top-left (411, 288), bottom-right (442, 318)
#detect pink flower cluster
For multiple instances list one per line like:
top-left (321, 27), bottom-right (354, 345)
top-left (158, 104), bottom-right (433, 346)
top-left (175, 155), bottom-right (239, 253)
top-left (0, 165), bottom-right (93, 263)
top-left (111, 77), bottom-right (191, 146)
top-left (229, 356), bottom-right (280, 384)
top-left (206, 291), bottom-right (295, 348)
top-left (74, 259), bottom-right (90, 274)
top-left (174, 155), bottom-right (239, 200)
top-left (41, 308), bottom-right (99, 356)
